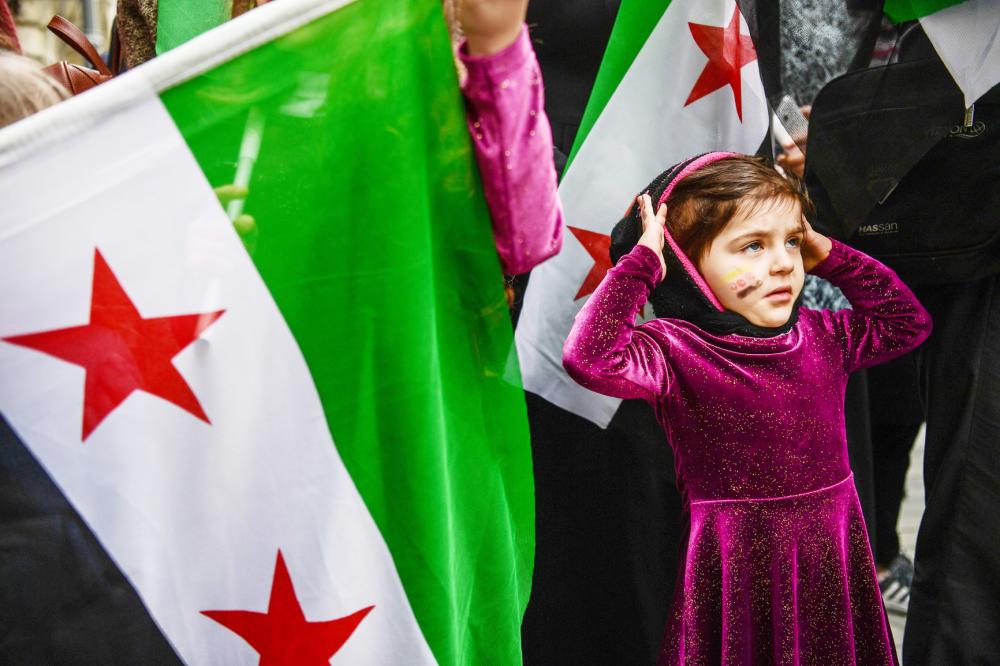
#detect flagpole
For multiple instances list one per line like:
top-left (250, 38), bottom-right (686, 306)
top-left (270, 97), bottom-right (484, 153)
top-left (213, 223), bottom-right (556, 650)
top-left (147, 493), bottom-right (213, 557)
top-left (227, 107), bottom-right (265, 222)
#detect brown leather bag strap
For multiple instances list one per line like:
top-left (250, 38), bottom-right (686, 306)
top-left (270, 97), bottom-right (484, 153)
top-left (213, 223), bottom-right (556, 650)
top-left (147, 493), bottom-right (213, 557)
top-left (47, 15), bottom-right (111, 76)
top-left (108, 21), bottom-right (123, 75)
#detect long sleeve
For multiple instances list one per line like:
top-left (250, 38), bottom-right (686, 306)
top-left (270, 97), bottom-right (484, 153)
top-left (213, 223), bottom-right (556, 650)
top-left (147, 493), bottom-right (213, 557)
top-left (563, 244), bottom-right (671, 403)
top-left (810, 239), bottom-right (932, 372)
top-left (459, 25), bottom-right (563, 275)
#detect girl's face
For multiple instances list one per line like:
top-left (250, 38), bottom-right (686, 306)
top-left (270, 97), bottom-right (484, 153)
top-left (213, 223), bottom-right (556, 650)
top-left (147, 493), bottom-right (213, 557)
top-left (697, 199), bottom-right (805, 328)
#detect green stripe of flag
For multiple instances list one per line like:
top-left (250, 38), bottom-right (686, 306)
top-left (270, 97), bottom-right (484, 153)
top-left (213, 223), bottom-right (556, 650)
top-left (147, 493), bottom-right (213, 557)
top-left (161, 0), bottom-right (534, 663)
top-left (156, 0), bottom-right (232, 55)
top-left (884, 0), bottom-right (967, 22)
top-left (568, 0), bottom-right (671, 171)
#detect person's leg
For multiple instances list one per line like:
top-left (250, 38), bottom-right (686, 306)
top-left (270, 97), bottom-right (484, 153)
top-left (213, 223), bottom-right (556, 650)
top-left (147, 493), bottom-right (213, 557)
top-left (868, 353), bottom-right (923, 568)
top-left (903, 276), bottom-right (1000, 664)
top-left (521, 393), bottom-right (682, 665)
top-left (844, 370), bottom-right (878, 552)
top-left (871, 420), bottom-right (920, 566)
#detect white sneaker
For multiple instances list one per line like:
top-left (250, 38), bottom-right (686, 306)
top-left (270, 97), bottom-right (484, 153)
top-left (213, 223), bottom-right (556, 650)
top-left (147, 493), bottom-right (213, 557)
top-left (879, 554), bottom-right (913, 616)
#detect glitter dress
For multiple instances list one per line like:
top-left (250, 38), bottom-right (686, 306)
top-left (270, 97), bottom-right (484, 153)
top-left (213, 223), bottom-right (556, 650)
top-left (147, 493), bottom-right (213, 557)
top-left (563, 240), bottom-right (932, 665)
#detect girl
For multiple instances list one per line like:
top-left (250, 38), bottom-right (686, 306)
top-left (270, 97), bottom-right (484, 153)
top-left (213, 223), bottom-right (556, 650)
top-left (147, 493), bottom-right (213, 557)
top-left (563, 153), bottom-right (931, 665)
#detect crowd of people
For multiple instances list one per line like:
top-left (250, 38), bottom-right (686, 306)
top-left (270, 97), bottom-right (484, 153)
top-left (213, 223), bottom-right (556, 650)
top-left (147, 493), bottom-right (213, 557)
top-left (2, 0), bottom-right (997, 663)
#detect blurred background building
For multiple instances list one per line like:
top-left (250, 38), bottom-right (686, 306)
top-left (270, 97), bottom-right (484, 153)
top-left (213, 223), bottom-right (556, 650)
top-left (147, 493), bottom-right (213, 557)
top-left (12, 0), bottom-right (115, 64)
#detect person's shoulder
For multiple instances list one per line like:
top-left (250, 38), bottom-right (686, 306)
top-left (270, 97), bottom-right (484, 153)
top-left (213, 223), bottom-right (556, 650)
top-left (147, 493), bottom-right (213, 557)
top-left (798, 305), bottom-right (835, 324)
top-left (638, 315), bottom-right (688, 334)
top-left (638, 316), bottom-right (710, 349)
top-left (797, 306), bottom-right (852, 343)
top-left (634, 317), bottom-right (711, 370)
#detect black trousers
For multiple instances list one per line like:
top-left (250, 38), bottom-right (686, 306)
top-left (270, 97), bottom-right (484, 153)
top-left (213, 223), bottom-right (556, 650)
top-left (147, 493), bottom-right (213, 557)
top-left (520, 394), bottom-right (681, 665)
top-left (867, 354), bottom-right (923, 567)
top-left (871, 419), bottom-right (921, 566)
top-left (904, 276), bottom-right (1000, 664)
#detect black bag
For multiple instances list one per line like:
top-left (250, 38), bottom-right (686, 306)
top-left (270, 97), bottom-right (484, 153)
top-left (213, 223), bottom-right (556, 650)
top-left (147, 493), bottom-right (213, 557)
top-left (805, 55), bottom-right (1000, 285)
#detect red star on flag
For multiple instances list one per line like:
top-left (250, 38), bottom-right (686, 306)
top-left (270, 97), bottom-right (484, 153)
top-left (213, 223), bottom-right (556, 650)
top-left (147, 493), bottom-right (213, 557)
top-left (684, 6), bottom-right (758, 121)
top-left (202, 551), bottom-right (374, 665)
top-left (3, 249), bottom-right (224, 441)
top-left (569, 226), bottom-right (613, 300)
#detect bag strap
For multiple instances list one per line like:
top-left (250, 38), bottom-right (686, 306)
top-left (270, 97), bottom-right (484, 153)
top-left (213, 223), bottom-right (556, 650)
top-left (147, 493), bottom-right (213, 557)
top-left (108, 21), bottom-right (123, 75)
top-left (47, 15), bottom-right (111, 76)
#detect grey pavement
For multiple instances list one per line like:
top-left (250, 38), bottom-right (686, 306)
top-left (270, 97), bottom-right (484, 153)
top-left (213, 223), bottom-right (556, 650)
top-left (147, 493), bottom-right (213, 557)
top-left (887, 425), bottom-right (925, 662)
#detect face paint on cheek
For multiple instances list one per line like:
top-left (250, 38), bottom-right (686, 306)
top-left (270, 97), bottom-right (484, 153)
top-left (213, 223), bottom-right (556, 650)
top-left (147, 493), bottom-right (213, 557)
top-left (723, 267), bottom-right (763, 297)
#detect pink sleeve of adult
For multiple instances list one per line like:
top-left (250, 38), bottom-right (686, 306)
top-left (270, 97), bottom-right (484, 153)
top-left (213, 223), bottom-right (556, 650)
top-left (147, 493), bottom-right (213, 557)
top-left (563, 245), bottom-right (671, 403)
top-left (459, 25), bottom-right (563, 275)
top-left (810, 239), bottom-right (933, 372)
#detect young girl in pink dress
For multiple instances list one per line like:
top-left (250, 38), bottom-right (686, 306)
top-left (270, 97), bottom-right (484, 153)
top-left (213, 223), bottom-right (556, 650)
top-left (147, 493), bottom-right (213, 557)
top-left (563, 153), bottom-right (931, 665)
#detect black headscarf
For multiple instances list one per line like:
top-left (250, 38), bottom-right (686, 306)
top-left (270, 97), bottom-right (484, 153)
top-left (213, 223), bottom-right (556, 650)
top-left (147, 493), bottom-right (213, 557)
top-left (609, 153), bottom-right (803, 338)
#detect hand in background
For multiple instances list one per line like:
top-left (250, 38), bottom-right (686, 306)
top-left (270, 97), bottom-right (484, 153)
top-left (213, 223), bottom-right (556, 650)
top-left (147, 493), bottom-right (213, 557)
top-left (213, 184), bottom-right (256, 236)
top-left (459, 0), bottom-right (529, 56)
top-left (637, 194), bottom-right (668, 281)
top-left (775, 105), bottom-right (810, 179)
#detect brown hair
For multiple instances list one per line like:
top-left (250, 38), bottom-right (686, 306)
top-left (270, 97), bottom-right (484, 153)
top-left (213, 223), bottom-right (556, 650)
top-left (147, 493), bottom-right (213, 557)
top-left (0, 52), bottom-right (69, 129)
top-left (665, 155), bottom-right (815, 262)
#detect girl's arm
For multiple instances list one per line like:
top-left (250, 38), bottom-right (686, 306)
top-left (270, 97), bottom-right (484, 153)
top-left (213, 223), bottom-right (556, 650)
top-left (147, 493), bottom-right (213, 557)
top-left (563, 197), bottom-right (671, 402)
top-left (459, 25), bottom-right (563, 275)
top-left (810, 238), bottom-right (933, 372)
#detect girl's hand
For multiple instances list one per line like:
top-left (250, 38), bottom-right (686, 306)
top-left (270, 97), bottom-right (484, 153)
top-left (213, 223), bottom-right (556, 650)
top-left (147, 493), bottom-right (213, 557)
top-left (637, 194), bottom-right (668, 281)
top-left (460, 0), bottom-right (529, 57)
top-left (801, 218), bottom-right (833, 272)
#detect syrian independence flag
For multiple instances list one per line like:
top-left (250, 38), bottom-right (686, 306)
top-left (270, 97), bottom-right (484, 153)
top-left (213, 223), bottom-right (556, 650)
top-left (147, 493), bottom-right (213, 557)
top-left (888, 0), bottom-right (1000, 107)
top-left (156, 0), bottom-right (231, 55)
top-left (0, 0), bottom-right (533, 663)
top-left (515, 0), bottom-right (769, 427)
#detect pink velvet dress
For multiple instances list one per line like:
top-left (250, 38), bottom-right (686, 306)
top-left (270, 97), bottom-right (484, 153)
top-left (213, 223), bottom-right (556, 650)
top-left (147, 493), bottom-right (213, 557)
top-left (563, 239), bottom-right (932, 665)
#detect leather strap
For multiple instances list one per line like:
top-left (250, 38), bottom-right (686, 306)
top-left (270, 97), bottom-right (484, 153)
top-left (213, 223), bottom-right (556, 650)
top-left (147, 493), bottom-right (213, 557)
top-left (43, 61), bottom-right (109, 95)
top-left (108, 23), bottom-right (122, 75)
top-left (47, 15), bottom-right (111, 75)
